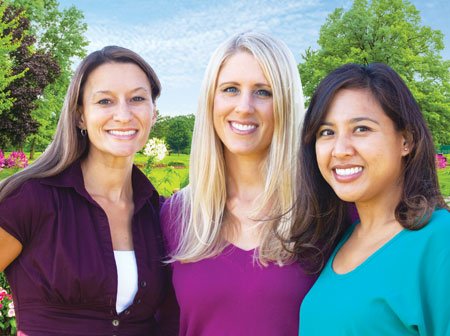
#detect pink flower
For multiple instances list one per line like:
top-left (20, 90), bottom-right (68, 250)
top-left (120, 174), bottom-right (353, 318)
top-left (7, 308), bottom-right (15, 317)
top-left (436, 154), bottom-right (447, 169)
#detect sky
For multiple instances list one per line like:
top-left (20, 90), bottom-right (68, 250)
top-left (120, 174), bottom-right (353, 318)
top-left (59, 0), bottom-right (450, 117)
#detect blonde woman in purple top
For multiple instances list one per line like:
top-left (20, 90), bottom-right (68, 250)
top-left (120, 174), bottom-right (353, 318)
top-left (161, 31), bottom-right (316, 335)
top-left (0, 46), bottom-right (178, 335)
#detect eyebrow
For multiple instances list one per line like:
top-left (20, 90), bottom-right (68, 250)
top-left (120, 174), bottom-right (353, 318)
top-left (320, 117), bottom-right (380, 125)
top-left (92, 87), bottom-right (150, 95)
top-left (216, 81), bottom-right (271, 88)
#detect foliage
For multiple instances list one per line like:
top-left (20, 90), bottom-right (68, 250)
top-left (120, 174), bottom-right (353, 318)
top-left (0, 1), bottom-right (23, 132)
top-left (165, 115), bottom-right (194, 154)
top-left (299, 0), bottom-right (450, 144)
top-left (0, 277), bottom-right (16, 336)
top-left (0, 4), bottom-right (60, 149)
top-left (7, 0), bottom-right (89, 152)
top-left (152, 114), bottom-right (195, 154)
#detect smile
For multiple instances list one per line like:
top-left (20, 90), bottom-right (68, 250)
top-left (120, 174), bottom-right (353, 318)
top-left (107, 130), bottom-right (137, 136)
top-left (230, 121), bottom-right (257, 132)
top-left (334, 166), bottom-right (363, 176)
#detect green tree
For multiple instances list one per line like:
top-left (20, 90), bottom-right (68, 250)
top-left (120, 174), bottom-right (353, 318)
top-left (0, 1), bottom-right (22, 134)
top-left (7, 0), bottom-right (88, 152)
top-left (299, 0), bottom-right (450, 144)
top-left (150, 110), bottom-right (171, 140)
top-left (165, 116), bottom-right (194, 154)
top-left (0, 4), bottom-right (60, 150)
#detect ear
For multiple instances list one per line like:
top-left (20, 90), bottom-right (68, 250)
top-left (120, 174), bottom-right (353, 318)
top-left (78, 108), bottom-right (86, 130)
top-left (401, 131), bottom-right (414, 157)
top-left (151, 106), bottom-right (157, 127)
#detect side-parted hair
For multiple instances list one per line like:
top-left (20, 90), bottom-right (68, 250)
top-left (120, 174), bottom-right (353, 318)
top-left (291, 62), bottom-right (448, 273)
top-left (0, 46), bottom-right (161, 202)
top-left (169, 31), bottom-right (305, 265)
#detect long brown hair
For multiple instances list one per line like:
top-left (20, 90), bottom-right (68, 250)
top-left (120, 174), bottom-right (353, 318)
top-left (0, 46), bottom-right (161, 202)
top-left (291, 63), bottom-right (448, 273)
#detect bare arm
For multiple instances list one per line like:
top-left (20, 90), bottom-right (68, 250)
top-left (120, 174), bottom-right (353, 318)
top-left (0, 227), bottom-right (22, 272)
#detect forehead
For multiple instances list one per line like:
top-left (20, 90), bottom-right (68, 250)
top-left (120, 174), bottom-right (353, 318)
top-left (84, 62), bottom-right (150, 92)
top-left (217, 51), bottom-right (268, 83)
top-left (324, 88), bottom-right (387, 121)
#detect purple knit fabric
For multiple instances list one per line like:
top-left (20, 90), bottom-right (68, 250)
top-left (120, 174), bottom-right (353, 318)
top-left (160, 196), bottom-right (317, 336)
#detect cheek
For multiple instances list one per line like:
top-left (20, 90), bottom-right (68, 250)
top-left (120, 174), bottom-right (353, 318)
top-left (315, 143), bottom-right (334, 184)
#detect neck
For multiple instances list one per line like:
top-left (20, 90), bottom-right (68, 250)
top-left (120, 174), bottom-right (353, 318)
top-left (81, 153), bottom-right (134, 203)
top-left (355, 185), bottom-right (403, 233)
top-left (224, 151), bottom-right (266, 202)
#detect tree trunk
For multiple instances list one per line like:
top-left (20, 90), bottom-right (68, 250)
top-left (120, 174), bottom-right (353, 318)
top-left (30, 138), bottom-right (35, 160)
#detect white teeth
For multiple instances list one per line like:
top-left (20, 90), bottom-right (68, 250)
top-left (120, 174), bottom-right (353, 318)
top-left (231, 122), bottom-right (256, 131)
top-left (108, 130), bottom-right (136, 136)
top-left (335, 167), bottom-right (363, 176)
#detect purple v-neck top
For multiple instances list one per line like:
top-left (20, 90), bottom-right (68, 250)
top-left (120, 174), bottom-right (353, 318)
top-left (0, 161), bottom-right (179, 335)
top-left (161, 196), bottom-right (317, 336)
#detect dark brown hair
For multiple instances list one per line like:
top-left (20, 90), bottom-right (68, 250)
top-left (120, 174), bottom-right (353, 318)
top-left (291, 63), bottom-right (448, 273)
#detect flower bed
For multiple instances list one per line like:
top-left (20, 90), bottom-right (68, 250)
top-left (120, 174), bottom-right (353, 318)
top-left (0, 273), bottom-right (16, 335)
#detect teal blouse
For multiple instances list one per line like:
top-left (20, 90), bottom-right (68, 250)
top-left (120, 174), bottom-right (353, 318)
top-left (299, 209), bottom-right (450, 336)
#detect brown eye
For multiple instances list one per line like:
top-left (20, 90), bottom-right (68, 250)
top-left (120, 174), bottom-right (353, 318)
top-left (318, 129), bottom-right (334, 137)
top-left (97, 99), bottom-right (111, 105)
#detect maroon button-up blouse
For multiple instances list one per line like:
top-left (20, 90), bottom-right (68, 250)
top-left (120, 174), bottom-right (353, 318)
top-left (0, 161), bottom-right (179, 335)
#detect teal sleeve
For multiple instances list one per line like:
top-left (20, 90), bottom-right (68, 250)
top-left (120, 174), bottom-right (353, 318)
top-left (423, 241), bottom-right (450, 335)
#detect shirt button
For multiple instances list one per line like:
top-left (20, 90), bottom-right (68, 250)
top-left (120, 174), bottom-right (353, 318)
top-left (140, 280), bottom-right (147, 288)
top-left (112, 319), bottom-right (119, 327)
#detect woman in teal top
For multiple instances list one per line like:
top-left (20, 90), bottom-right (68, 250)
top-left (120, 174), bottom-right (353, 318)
top-left (289, 63), bottom-right (450, 335)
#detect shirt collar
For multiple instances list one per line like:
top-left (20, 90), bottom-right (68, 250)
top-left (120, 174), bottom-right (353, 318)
top-left (40, 160), bottom-right (158, 211)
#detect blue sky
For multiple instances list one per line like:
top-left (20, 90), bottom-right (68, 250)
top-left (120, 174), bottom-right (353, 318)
top-left (58, 0), bottom-right (450, 117)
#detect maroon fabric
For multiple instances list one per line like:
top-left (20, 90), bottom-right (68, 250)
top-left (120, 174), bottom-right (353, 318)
top-left (0, 161), bottom-right (179, 335)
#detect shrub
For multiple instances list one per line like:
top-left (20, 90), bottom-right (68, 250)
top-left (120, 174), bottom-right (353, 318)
top-left (0, 273), bottom-right (16, 335)
top-left (436, 154), bottom-right (447, 169)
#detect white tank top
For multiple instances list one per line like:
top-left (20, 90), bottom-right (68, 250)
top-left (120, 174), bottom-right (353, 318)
top-left (113, 250), bottom-right (138, 313)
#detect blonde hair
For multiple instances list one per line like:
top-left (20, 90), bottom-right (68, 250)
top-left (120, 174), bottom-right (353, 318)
top-left (171, 31), bottom-right (305, 265)
top-left (0, 46), bottom-right (161, 202)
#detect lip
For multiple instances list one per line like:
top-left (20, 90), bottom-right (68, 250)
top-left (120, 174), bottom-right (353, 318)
top-left (331, 165), bottom-right (363, 182)
top-left (228, 120), bottom-right (258, 135)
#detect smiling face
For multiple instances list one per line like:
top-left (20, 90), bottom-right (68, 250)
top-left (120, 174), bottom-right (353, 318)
top-left (315, 89), bottom-right (409, 205)
top-left (213, 51), bottom-right (274, 160)
top-left (79, 62), bottom-right (156, 162)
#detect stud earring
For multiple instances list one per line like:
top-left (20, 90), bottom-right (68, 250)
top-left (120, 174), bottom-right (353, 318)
top-left (80, 129), bottom-right (87, 137)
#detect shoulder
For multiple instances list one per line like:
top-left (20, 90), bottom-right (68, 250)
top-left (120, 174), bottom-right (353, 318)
top-left (161, 192), bottom-right (184, 222)
top-left (413, 209), bottom-right (450, 262)
top-left (1, 178), bottom-right (50, 206)
top-left (160, 191), bottom-right (185, 252)
top-left (421, 209), bottom-right (450, 237)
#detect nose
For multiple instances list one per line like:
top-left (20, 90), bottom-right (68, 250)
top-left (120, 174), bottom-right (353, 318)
top-left (332, 133), bottom-right (354, 158)
top-left (235, 91), bottom-right (255, 114)
top-left (113, 101), bottom-right (132, 122)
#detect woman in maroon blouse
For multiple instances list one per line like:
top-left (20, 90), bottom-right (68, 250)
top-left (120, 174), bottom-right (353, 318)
top-left (0, 46), bottom-right (178, 335)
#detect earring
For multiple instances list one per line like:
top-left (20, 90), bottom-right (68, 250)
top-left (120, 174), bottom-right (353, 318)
top-left (404, 147), bottom-right (408, 151)
top-left (80, 128), bottom-right (87, 137)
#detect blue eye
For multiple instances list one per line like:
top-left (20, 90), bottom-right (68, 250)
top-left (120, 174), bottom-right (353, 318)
top-left (255, 89), bottom-right (272, 97)
top-left (223, 87), bottom-right (238, 93)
